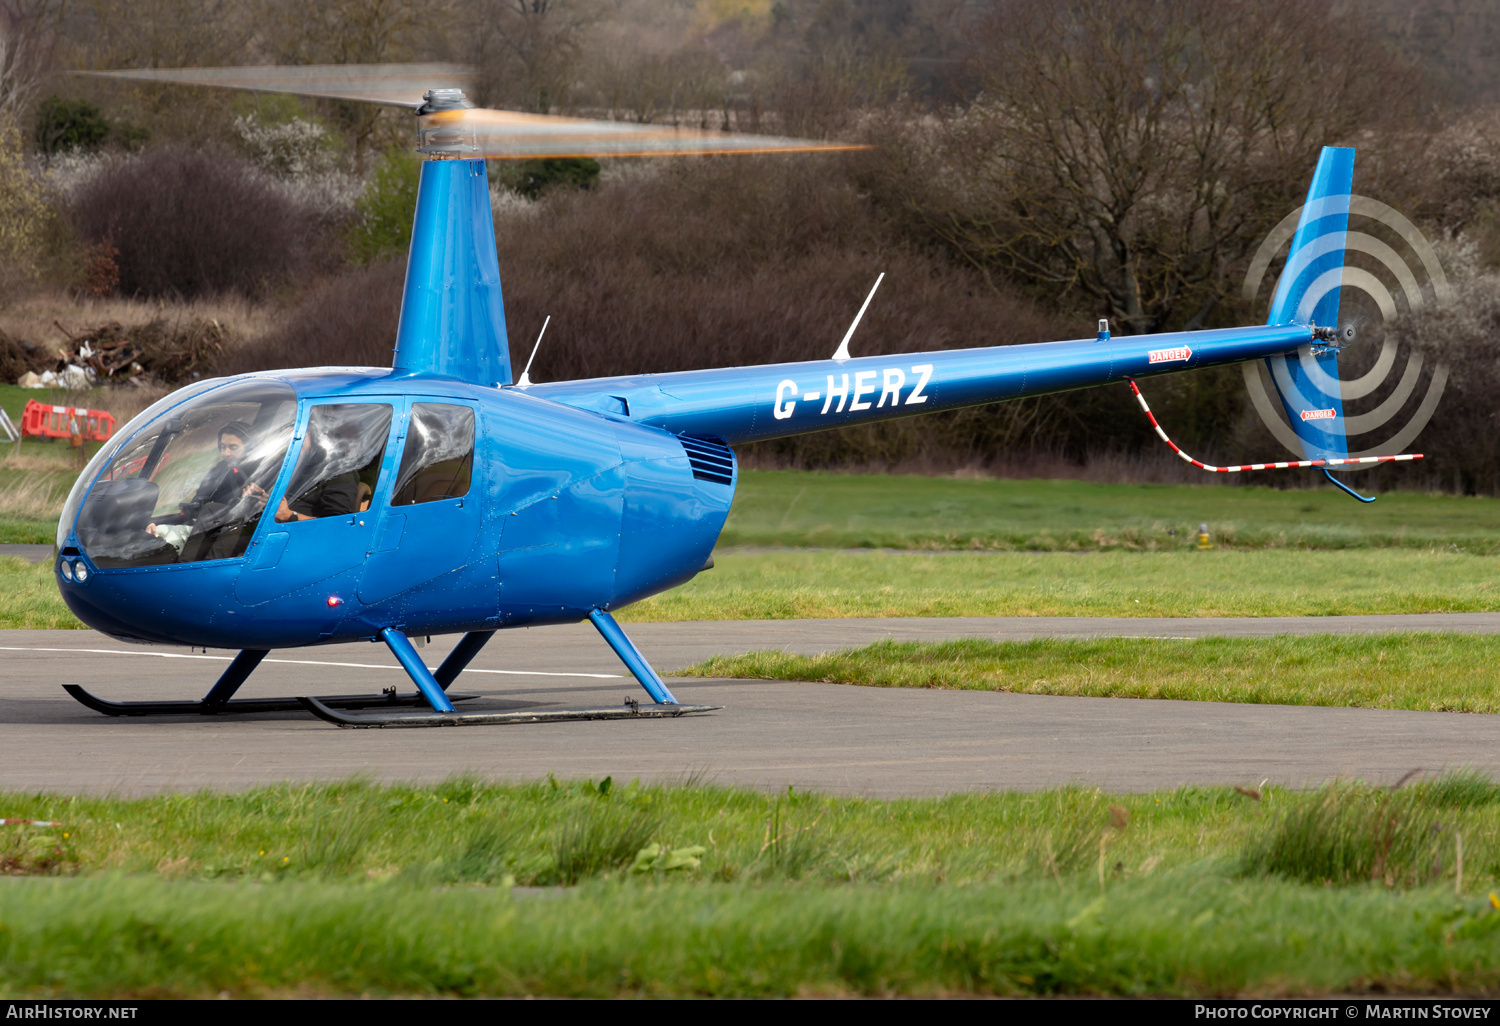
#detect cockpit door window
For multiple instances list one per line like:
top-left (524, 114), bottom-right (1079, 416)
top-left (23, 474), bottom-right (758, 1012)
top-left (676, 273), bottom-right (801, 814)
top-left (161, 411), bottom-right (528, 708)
top-left (390, 403), bottom-right (474, 507)
top-left (277, 404), bottom-right (393, 523)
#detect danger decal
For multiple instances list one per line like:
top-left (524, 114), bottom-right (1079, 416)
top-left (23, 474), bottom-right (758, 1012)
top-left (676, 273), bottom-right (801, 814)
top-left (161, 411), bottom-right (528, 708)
top-left (1147, 346), bottom-right (1192, 365)
top-left (1300, 409), bottom-right (1336, 421)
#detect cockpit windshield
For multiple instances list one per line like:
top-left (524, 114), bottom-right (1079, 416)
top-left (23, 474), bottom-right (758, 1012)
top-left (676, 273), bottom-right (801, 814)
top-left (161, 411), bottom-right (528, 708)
top-left (74, 380), bottom-right (297, 568)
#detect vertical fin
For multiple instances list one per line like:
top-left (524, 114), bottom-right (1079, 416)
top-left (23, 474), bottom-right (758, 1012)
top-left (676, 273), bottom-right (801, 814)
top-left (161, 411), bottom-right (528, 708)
top-left (1263, 146), bottom-right (1354, 461)
top-left (393, 159), bottom-right (512, 386)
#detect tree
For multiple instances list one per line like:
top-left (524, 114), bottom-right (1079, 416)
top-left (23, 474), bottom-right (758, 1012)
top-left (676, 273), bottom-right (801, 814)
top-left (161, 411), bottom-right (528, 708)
top-left (913, 0), bottom-right (1421, 333)
top-left (0, 0), bottom-right (61, 119)
top-left (0, 112), bottom-right (48, 293)
top-left (274, 0), bottom-right (424, 166)
top-left (456, 0), bottom-right (602, 114)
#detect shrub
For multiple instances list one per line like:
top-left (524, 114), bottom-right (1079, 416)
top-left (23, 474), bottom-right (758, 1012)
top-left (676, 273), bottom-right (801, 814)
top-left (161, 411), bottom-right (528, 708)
top-left (1400, 245), bottom-right (1500, 495)
top-left (70, 144), bottom-right (324, 299)
top-left (33, 96), bottom-right (110, 156)
top-left (494, 157), bottom-right (601, 200)
top-left (220, 258), bottom-right (406, 375)
top-left (233, 113), bottom-right (339, 178)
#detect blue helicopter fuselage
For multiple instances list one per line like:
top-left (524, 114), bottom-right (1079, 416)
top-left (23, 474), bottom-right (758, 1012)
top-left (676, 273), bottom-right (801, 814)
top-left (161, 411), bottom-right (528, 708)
top-left (55, 367), bottom-right (733, 650)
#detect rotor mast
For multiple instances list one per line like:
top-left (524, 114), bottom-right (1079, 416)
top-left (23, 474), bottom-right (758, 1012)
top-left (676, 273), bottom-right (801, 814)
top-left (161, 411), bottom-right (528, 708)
top-left (392, 89), bottom-right (513, 388)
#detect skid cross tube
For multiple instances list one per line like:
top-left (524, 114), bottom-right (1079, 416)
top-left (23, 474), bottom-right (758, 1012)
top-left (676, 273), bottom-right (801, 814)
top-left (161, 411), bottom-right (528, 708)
top-left (380, 627), bottom-right (455, 712)
top-left (433, 630), bottom-right (495, 689)
top-left (588, 609), bottom-right (678, 704)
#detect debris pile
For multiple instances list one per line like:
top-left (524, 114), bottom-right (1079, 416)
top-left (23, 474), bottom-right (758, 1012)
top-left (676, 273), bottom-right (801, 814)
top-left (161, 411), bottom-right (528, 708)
top-left (0, 330), bottom-right (51, 384)
top-left (8, 319), bottom-right (228, 389)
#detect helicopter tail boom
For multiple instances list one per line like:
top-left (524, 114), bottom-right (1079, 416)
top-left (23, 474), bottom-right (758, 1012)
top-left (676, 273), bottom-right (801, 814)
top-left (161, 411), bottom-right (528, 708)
top-left (526, 320), bottom-right (1319, 446)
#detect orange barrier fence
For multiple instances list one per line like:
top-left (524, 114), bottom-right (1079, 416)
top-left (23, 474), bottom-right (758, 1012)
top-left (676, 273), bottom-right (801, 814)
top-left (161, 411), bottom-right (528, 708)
top-left (20, 399), bottom-right (116, 443)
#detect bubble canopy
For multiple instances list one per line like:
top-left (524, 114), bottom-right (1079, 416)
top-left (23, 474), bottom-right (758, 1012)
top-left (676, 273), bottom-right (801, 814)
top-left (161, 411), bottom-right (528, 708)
top-left (67, 380), bottom-right (298, 568)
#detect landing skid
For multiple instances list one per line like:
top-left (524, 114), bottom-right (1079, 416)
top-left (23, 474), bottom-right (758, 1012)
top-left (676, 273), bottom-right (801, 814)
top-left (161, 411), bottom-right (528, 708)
top-left (62, 684), bottom-right (480, 717)
top-left (62, 614), bottom-right (713, 728)
top-left (298, 696), bottom-right (721, 728)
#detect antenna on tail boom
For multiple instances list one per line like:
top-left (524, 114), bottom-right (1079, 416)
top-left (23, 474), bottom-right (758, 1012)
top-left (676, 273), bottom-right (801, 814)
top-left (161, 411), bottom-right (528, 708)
top-left (832, 273), bottom-right (884, 362)
top-left (515, 315), bottom-right (550, 389)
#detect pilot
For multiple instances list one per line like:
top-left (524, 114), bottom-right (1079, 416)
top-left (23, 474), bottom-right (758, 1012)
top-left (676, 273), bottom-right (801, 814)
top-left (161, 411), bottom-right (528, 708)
top-left (147, 421), bottom-right (267, 542)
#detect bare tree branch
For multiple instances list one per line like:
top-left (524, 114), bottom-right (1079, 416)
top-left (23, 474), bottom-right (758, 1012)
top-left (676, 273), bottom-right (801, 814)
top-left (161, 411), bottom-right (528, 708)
top-left (912, 0), bottom-right (1421, 333)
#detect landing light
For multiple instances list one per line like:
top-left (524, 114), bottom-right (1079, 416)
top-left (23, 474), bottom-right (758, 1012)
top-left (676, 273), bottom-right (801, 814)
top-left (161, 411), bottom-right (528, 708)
top-left (59, 560), bottom-right (74, 581)
top-left (72, 561), bottom-right (89, 583)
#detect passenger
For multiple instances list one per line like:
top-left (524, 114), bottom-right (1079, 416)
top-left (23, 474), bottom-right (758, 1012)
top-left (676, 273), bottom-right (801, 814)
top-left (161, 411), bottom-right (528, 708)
top-left (147, 422), bottom-right (267, 544)
top-left (269, 418), bottom-right (363, 523)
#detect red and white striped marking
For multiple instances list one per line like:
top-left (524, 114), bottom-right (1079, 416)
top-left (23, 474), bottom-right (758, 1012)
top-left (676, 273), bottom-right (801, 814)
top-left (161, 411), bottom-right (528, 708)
top-left (0, 819), bottom-right (62, 827)
top-left (1127, 379), bottom-right (1422, 474)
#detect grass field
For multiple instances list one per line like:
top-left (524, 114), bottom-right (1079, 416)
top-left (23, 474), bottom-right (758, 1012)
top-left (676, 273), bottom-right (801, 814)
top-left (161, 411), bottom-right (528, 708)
top-left (0, 382), bottom-right (111, 545)
top-left (623, 548), bottom-right (1500, 621)
top-left (10, 547), bottom-right (1500, 629)
top-left (8, 463), bottom-right (1500, 550)
top-left (7, 464), bottom-right (1500, 627)
top-left (3, 776), bottom-right (1499, 997)
top-left (723, 470), bottom-right (1500, 552)
top-left (684, 632), bottom-right (1500, 713)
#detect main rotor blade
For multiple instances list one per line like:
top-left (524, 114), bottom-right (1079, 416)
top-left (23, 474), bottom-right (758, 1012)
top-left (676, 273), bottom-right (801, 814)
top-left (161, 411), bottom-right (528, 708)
top-left (425, 107), bottom-right (866, 159)
top-left (74, 63), bottom-right (474, 108)
top-left (76, 64), bottom-right (868, 157)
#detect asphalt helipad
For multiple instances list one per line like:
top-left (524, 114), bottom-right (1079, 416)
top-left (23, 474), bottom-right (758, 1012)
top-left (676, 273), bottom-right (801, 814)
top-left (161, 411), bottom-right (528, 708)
top-left (2, 615), bottom-right (1497, 796)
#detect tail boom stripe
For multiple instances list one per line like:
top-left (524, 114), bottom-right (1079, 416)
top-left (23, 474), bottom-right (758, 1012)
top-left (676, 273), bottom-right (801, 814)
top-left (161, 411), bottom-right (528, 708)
top-left (1127, 380), bottom-right (1420, 474)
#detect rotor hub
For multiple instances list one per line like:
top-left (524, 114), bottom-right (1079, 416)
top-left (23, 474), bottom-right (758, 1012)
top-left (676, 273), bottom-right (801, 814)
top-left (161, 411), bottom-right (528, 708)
top-left (415, 88), bottom-right (473, 116)
top-left (415, 88), bottom-right (480, 158)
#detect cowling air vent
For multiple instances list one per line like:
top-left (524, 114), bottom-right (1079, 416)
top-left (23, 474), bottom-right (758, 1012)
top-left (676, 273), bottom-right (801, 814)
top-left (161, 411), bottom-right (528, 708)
top-left (679, 435), bottom-right (735, 486)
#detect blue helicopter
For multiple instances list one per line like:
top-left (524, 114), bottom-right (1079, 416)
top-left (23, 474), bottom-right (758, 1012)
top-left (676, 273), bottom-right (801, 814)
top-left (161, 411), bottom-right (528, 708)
top-left (51, 68), bottom-right (1412, 727)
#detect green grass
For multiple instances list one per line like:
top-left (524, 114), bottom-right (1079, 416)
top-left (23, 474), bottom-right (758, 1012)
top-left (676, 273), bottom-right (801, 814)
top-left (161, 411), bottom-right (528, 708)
top-left (11, 463), bottom-right (1500, 554)
top-left (621, 548), bottom-right (1500, 621)
top-left (11, 463), bottom-right (1500, 626)
top-left (6, 873), bottom-right (1500, 997)
top-left (0, 382), bottom-right (71, 423)
top-left (682, 633), bottom-right (1500, 712)
top-left (724, 469), bottom-right (1500, 552)
top-left (0, 382), bottom-right (107, 544)
top-left (4, 777), bottom-right (1500, 996)
top-left (14, 546), bottom-right (1500, 630)
top-left (0, 556), bottom-right (73, 627)
top-left (0, 519), bottom-right (53, 543)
